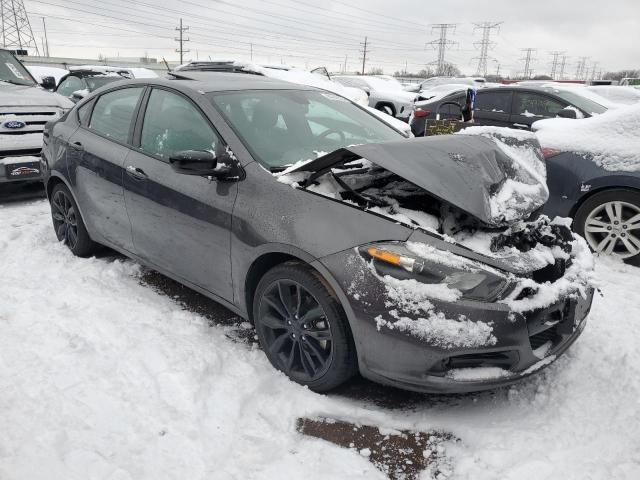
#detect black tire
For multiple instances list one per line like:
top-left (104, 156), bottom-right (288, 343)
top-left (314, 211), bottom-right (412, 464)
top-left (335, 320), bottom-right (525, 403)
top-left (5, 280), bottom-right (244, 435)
top-left (574, 188), bottom-right (640, 266)
top-left (50, 183), bottom-right (99, 257)
top-left (376, 103), bottom-right (396, 117)
top-left (253, 262), bottom-right (358, 392)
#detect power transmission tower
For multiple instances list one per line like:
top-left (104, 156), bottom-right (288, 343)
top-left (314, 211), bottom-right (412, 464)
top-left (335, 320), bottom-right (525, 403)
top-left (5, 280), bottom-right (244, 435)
top-left (175, 18), bottom-right (189, 64)
top-left (559, 55), bottom-right (569, 80)
top-left (520, 48), bottom-right (536, 79)
top-left (359, 36), bottom-right (369, 74)
top-left (589, 61), bottom-right (599, 81)
top-left (0, 0), bottom-right (40, 54)
top-left (575, 56), bottom-right (589, 80)
top-left (472, 21), bottom-right (502, 77)
top-left (549, 51), bottom-right (565, 80)
top-left (427, 24), bottom-right (457, 76)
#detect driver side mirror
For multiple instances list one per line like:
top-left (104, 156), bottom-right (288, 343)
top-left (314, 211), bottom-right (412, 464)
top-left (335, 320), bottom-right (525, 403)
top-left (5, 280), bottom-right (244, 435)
top-left (557, 108), bottom-right (578, 119)
top-left (169, 150), bottom-right (234, 178)
top-left (40, 76), bottom-right (56, 90)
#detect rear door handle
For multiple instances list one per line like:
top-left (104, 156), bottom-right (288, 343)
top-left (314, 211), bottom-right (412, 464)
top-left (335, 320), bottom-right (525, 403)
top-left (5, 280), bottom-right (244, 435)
top-left (126, 165), bottom-right (148, 180)
top-left (513, 123), bottom-right (529, 129)
top-left (70, 141), bottom-right (83, 151)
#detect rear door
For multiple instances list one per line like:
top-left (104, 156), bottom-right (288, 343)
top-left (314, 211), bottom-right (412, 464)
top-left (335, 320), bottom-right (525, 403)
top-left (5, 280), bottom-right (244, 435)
top-left (67, 86), bottom-right (144, 252)
top-left (122, 86), bottom-right (238, 300)
top-left (509, 91), bottom-right (567, 129)
top-left (474, 90), bottom-right (512, 126)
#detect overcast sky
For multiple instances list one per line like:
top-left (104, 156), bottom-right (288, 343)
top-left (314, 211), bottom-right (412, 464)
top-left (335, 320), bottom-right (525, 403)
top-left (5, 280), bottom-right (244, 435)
top-left (23, 0), bottom-right (640, 76)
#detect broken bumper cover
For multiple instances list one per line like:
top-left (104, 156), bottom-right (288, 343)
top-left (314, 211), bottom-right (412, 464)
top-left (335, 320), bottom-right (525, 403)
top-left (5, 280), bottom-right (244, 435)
top-left (321, 249), bottom-right (594, 394)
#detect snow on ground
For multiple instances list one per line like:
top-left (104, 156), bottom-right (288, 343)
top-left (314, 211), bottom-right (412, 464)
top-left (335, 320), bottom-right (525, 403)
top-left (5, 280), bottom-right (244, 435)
top-left (1, 199), bottom-right (640, 480)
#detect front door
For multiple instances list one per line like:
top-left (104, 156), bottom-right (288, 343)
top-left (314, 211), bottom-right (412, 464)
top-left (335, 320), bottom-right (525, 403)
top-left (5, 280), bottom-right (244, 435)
top-left (68, 87), bottom-right (144, 252)
top-left (123, 87), bottom-right (238, 301)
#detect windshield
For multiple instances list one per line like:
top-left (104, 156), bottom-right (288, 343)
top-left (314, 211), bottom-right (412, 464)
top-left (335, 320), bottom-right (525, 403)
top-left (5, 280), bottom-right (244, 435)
top-left (210, 89), bottom-right (403, 169)
top-left (85, 76), bottom-right (123, 91)
top-left (553, 90), bottom-right (608, 115)
top-left (0, 50), bottom-right (36, 86)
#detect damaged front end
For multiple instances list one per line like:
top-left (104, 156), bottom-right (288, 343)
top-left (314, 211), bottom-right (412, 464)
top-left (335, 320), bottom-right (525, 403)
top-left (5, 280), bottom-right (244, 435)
top-left (278, 131), bottom-right (595, 392)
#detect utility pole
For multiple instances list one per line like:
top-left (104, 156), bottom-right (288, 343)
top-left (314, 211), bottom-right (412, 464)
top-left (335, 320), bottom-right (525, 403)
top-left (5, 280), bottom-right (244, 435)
top-left (41, 17), bottom-right (49, 56)
top-left (174, 18), bottom-right (190, 65)
top-left (427, 24), bottom-right (457, 76)
top-left (575, 56), bottom-right (589, 80)
top-left (250, 42), bottom-right (253, 61)
top-left (520, 48), bottom-right (536, 79)
top-left (472, 21), bottom-right (502, 77)
top-left (495, 62), bottom-right (501, 77)
top-left (360, 36), bottom-right (369, 75)
top-left (343, 55), bottom-right (347, 73)
top-left (549, 51), bottom-right (564, 80)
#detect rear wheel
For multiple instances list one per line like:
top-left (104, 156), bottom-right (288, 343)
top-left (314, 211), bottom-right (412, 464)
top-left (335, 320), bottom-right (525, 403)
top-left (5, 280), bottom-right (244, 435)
top-left (50, 183), bottom-right (98, 257)
top-left (253, 262), bottom-right (357, 392)
top-left (574, 189), bottom-right (640, 264)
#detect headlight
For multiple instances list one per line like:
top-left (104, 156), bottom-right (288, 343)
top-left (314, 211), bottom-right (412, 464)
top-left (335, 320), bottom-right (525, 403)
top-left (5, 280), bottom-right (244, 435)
top-left (360, 243), bottom-right (510, 302)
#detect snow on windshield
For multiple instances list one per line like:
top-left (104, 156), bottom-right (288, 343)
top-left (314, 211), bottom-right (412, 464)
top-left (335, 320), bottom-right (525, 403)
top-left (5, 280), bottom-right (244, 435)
top-left (534, 103), bottom-right (640, 172)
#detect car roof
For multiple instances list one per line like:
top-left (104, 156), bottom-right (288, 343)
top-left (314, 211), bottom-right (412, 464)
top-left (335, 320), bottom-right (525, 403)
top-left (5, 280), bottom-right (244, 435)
top-left (110, 71), bottom-right (318, 93)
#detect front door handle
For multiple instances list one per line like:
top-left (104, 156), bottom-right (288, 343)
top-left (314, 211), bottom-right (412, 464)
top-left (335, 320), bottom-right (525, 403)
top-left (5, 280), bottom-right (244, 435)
top-left (70, 141), bottom-right (83, 151)
top-left (126, 165), bottom-right (148, 180)
top-left (513, 123), bottom-right (529, 129)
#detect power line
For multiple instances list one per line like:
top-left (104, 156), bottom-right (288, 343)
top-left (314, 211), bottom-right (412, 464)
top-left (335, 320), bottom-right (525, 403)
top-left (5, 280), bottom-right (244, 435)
top-left (427, 24), bottom-right (457, 75)
top-left (520, 48), bottom-right (536, 79)
top-left (472, 21), bottom-right (502, 77)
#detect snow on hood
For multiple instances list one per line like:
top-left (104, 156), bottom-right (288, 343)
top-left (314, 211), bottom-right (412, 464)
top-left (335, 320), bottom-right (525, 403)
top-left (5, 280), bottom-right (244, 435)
top-left (533, 103), bottom-right (640, 172)
top-left (0, 82), bottom-right (73, 108)
top-left (284, 134), bottom-right (548, 228)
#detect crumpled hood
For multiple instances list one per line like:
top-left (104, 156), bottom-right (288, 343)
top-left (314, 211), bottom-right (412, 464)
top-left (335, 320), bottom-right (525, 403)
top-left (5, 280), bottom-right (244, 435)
top-left (288, 134), bottom-right (548, 227)
top-left (0, 83), bottom-right (73, 108)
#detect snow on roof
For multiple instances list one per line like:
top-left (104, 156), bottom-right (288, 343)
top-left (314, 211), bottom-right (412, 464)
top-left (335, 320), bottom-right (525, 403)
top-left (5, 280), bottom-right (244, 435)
top-left (534, 103), bottom-right (640, 172)
top-left (69, 65), bottom-right (158, 79)
top-left (25, 65), bottom-right (68, 84)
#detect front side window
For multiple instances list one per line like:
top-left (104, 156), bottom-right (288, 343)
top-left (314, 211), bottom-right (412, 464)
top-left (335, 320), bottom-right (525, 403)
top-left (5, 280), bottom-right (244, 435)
top-left (513, 92), bottom-right (565, 117)
top-left (476, 91), bottom-right (512, 113)
top-left (140, 88), bottom-right (222, 159)
top-left (57, 76), bottom-right (85, 97)
top-left (89, 87), bottom-right (143, 143)
top-left (210, 89), bottom-right (403, 169)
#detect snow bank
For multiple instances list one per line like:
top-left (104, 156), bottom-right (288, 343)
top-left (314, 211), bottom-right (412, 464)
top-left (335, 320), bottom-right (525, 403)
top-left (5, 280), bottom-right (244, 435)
top-left (534, 103), bottom-right (640, 172)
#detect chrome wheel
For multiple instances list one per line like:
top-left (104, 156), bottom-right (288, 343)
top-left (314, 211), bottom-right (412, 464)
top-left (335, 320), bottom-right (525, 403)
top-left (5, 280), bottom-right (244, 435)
top-left (584, 201), bottom-right (640, 259)
top-left (257, 279), bottom-right (333, 382)
top-left (51, 190), bottom-right (79, 249)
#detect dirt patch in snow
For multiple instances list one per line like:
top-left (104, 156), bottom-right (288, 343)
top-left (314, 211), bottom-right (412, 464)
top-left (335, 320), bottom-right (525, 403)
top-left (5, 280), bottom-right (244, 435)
top-left (298, 417), bottom-right (455, 480)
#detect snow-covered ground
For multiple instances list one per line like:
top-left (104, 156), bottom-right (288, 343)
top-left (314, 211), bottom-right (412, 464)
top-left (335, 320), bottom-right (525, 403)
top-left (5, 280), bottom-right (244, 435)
top-left (1, 199), bottom-right (639, 480)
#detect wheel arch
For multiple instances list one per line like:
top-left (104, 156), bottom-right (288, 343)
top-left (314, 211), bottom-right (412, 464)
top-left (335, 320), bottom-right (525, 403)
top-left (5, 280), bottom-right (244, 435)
top-left (570, 184), bottom-right (640, 219)
top-left (374, 101), bottom-right (396, 116)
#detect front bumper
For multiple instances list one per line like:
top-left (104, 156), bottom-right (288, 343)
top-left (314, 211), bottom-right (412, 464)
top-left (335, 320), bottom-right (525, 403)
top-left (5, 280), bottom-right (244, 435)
top-left (321, 249), bottom-right (594, 394)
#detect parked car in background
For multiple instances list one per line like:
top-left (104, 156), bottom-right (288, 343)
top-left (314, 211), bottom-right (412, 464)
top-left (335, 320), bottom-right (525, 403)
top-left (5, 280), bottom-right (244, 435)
top-left (0, 48), bottom-right (73, 188)
top-left (532, 105), bottom-right (640, 264)
top-left (410, 85), bottom-right (608, 136)
top-left (56, 66), bottom-right (159, 103)
top-left (620, 78), bottom-right (640, 88)
top-left (25, 65), bottom-right (69, 86)
top-left (42, 74), bottom-right (593, 393)
top-left (333, 74), bottom-right (419, 120)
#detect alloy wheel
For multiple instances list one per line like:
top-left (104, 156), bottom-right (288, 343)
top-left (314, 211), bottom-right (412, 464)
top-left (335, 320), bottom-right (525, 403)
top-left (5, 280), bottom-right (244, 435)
top-left (257, 279), bottom-right (333, 381)
top-left (584, 200), bottom-right (640, 259)
top-left (51, 190), bottom-right (79, 250)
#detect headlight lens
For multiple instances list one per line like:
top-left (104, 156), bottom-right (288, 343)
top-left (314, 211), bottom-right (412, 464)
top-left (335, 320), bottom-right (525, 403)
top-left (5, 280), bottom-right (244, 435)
top-left (361, 243), bottom-right (510, 302)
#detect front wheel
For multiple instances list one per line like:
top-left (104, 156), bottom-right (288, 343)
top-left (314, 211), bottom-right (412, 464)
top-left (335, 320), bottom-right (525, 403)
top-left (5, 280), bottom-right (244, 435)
top-left (253, 263), bottom-right (357, 392)
top-left (574, 188), bottom-right (640, 265)
top-left (50, 183), bottom-right (98, 257)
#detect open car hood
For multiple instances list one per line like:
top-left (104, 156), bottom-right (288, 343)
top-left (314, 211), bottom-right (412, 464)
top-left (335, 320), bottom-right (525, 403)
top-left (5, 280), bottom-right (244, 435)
top-left (288, 133), bottom-right (548, 227)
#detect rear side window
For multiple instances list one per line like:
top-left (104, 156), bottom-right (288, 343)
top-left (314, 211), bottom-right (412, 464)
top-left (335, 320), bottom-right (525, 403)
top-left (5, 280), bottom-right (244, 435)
top-left (476, 91), bottom-right (512, 113)
top-left (57, 76), bottom-right (85, 97)
top-left (89, 87), bottom-right (143, 143)
top-left (140, 88), bottom-right (222, 159)
top-left (513, 92), bottom-right (565, 117)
